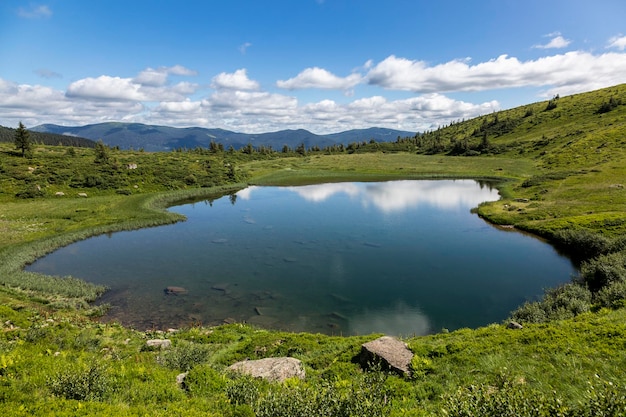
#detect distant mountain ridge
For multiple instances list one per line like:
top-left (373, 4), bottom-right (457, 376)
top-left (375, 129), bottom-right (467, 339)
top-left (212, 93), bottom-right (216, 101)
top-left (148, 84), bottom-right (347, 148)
top-left (0, 125), bottom-right (95, 148)
top-left (31, 122), bottom-right (416, 151)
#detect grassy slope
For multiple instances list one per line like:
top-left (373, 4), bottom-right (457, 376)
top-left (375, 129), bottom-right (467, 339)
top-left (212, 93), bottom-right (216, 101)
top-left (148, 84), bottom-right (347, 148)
top-left (0, 84), bottom-right (626, 415)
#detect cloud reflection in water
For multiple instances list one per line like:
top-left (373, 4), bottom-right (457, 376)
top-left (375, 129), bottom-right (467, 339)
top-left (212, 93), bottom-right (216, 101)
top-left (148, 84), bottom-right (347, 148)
top-left (348, 302), bottom-right (432, 336)
top-left (238, 180), bottom-right (500, 213)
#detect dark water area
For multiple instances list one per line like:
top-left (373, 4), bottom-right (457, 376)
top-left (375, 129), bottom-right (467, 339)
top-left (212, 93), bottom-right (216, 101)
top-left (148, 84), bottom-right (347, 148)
top-left (28, 180), bottom-right (576, 335)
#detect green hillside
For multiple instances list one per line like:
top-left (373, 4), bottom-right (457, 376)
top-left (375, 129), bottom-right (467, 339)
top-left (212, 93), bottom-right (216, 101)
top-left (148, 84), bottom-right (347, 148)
top-left (1, 85), bottom-right (626, 416)
top-left (0, 125), bottom-right (96, 148)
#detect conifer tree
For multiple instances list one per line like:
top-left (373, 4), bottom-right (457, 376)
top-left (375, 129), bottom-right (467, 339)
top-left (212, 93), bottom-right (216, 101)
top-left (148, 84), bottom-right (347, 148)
top-left (14, 121), bottom-right (32, 157)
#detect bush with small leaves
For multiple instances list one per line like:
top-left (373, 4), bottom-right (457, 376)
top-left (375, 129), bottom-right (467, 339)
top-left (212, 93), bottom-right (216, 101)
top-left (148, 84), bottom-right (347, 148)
top-left (47, 363), bottom-right (115, 401)
top-left (579, 251), bottom-right (626, 292)
top-left (511, 283), bottom-right (591, 324)
top-left (226, 375), bottom-right (264, 407)
top-left (157, 340), bottom-right (213, 372)
top-left (595, 280), bottom-right (626, 309)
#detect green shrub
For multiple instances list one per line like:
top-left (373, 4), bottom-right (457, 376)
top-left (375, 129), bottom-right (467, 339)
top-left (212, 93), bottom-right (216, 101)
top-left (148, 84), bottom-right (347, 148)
top-left (595, 280), bottom-right (626, 309)
top-left (47, 363), bottom-right (115, 401)
top-left (157, 340), bottom-right (213, 371)
top-left (578, 251), bottom-right (626, 292)
top-left (410, 355), bottom-right (435, 379)
top-left (553, 229), bottom-right (613, 259)
top-left (443, 382), bottom-right (569, 417)
top-left (225, 375), bottom-right (264, 407)
top-left (511, 283), bottom-right (591, 323)
top-left (184, 364), bottom-right (228, 396)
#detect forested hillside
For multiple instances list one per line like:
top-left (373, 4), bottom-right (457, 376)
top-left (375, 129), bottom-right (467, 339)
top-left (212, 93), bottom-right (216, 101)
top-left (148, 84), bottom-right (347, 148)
top-left (0, 125), bottom-right (95, 148)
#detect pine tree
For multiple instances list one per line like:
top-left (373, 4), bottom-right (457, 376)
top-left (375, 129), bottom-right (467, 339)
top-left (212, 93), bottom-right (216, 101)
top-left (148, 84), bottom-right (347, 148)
top-left (14, 121), bottom-right (32, 157)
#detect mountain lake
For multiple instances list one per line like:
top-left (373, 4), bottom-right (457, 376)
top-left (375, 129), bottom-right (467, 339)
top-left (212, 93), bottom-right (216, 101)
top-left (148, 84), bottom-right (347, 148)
top-left (27, 180), bottom-right (576, 336)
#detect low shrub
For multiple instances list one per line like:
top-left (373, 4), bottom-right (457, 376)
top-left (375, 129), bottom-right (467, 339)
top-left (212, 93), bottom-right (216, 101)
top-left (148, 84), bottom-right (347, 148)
top-left (47, 362), bottom-right (115, 401)
top-left (157, 340), bottom-right (213, 372)
top-left (511, 283), bottom-right (592, 324)
top-left (443, 378), bottom-right (626, 417)
top-left (578, 251), bottom-right (626, 292)
top-left (595, 280), bottom-right (626, 309)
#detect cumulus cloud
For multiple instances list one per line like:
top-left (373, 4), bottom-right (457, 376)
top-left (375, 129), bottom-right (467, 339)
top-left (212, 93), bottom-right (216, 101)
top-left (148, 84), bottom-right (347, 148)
top-left (366, 51), bottom-right (626, 95)
top-left (67, 76), bottom-right (145, 101)
top-left (607, 34), bottom-right (626, 50)
top-left (0, 78), bottom-right (143, 127)
top-left (17, 4), bottom-right (52, 18)
top-left (66, 66), bottom-right (199, 102)
top-left (211, 69), bottom-right (260, 91)
top-left (277, 67), bottom-right (363, 90)
top-left (533, 33), bottom-right (571, 49)
top-left (3, 38), bottom-right (626, 133)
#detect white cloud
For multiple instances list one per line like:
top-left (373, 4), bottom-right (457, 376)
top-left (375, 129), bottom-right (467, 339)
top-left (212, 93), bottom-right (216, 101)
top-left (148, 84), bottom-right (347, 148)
top-left (366, 51), bottom-right (626, 95)
top-left (66, 66), bottom-right (199, 102)
top-left (154, 99), bottom-right (202, 114)
top-left (607, 34), bottom-right (626, 51)
top-left (17, 5), bottom-right (52, 18)
top-left (207, 90), bottom-right (297, 115)
top-left (277, 67), bottom-right (363, 90)
top-left (0, 78), bottom-right (143, 127)
top-left (533, 33), bottom-right (571, 49)
top-left (67, 76), bottom-right (145, 101)
top-left (3, 41), bottom-right (626, 133)
top-left (133, 65), bottom-right (197, 87)
top-left (239, 42), bottom-right (252, 54)
top-left (211, 69), bottom-right (260, 91)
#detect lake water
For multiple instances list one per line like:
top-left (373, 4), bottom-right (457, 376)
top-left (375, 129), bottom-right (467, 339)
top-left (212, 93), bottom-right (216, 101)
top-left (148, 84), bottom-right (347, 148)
top-left (28, 180), bottom-right (576, 335)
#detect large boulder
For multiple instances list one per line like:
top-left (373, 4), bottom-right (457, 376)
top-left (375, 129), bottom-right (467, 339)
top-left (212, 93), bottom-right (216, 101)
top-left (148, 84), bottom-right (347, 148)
top-left (227, 357), bottom-right (305, 382)
top-left (360, 336), bottom-right (414, 377)
top-left (146, 339), bottom-right (172, 349)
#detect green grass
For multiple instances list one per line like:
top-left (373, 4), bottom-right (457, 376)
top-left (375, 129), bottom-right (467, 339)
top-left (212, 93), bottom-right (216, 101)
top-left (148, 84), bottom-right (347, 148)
top-left (1, 84), bottom-right (626, 415)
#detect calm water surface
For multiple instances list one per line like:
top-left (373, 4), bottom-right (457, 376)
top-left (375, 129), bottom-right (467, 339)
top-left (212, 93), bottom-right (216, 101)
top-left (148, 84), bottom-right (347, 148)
top-left (28, 180), bottom-right (576, 335)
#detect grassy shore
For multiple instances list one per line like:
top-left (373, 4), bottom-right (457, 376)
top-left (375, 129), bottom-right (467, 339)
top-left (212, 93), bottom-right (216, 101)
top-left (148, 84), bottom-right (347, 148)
top-left (1, 84), bottom-right (626, 415)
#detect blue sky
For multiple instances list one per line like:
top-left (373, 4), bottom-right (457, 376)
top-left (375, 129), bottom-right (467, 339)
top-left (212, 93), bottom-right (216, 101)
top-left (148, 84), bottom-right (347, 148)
top-left (1, 0), bottom-right (626, 133)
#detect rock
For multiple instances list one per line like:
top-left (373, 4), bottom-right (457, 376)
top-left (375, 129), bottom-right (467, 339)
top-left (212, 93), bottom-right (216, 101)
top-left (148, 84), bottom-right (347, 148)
top-left (507, 321), bottom-right (523, 330)
top-left (360, 336), bottom-right (414, 377)
top-left (164, 286), bottom-right (188, 295)
top-left (55, 191), bottom-right (65, 196)
top-left (227, 357), bottom-right (305, 382)
top-left (176, 372), bottom-right (188, 387)
top-left (77, 192), bottom-right (88, 198)
top-left (146, 339), bottom-right (171, 349)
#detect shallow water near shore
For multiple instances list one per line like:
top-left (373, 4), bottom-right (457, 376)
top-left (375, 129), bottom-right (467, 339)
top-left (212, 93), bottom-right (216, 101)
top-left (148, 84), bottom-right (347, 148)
top-left (28, 180), bottom-right (576, 335)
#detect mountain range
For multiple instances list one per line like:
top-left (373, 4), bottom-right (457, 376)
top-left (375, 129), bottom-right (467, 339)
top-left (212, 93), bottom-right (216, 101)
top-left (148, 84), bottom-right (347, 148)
top-left (31, 123), bottom-right (416, 151)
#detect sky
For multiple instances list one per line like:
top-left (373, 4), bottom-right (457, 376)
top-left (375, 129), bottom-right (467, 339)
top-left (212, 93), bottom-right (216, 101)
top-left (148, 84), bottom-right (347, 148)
top-left (1, 0), bottom-right (626, 134)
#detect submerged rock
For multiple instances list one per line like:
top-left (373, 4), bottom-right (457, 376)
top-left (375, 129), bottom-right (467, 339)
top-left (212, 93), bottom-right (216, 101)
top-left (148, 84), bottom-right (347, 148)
top-left (164, 286), bottom-right (188, 296)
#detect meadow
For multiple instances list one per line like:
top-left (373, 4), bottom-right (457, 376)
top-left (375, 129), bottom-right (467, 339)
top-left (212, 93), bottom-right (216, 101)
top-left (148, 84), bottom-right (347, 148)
top-left (1, 84), bottom-right (626, 415)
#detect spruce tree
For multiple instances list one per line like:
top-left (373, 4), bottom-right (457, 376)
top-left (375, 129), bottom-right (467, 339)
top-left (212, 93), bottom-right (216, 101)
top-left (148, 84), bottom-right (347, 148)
top-left (14, 121), bottom-right (31, 157)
